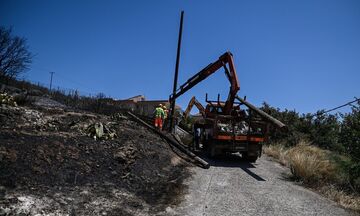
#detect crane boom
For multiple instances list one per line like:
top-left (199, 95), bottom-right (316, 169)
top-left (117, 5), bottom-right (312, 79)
top-left (169, 52), bottom-right (240, 115)
top-left (183, 96), bottom-right (206, 118)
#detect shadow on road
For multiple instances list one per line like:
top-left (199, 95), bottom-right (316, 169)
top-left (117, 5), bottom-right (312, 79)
top-left (196, 152), bottom-right (266, 181)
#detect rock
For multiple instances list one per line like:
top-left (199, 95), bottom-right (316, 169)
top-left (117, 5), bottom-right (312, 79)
top-left (111, 171), bottom-right (118, 175)
top-left (0, 207), bottom-right (8, 216)
top-left (114, 152), bottom-right (127, 163)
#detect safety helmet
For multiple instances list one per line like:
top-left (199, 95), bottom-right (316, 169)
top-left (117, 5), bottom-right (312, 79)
top-left (159, 103), bottom-right (163, 107)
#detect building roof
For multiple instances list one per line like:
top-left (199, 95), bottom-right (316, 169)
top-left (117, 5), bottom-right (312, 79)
top-left (126, 95), bottom-right (145, 101)
top-left (116, 95), bottom-right (181, 109)
top-left (137, 100), bottom-right (168, 104)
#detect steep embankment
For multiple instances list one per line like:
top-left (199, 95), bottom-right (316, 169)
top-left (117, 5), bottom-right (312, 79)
top-left (0, 99), bottom-right (190, 215)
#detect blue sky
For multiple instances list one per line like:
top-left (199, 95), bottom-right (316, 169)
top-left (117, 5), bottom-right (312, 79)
top-left (1, 0), bottom-right (359, 114)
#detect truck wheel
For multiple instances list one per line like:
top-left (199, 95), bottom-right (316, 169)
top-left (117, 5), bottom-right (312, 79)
top-left (209, 146), bottom-right (216, 158)
top-left (242, 153), bottom-right (258, 163)
top-left (207, 144), bottom-right (219, 158)
top-left (247, 156), bottom-right (257, 163)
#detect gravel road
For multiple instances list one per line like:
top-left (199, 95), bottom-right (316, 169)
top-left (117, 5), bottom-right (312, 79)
top-left (163, 154), bottom-right (353, 216)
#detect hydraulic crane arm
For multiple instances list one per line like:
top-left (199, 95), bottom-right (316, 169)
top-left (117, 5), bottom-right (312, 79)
top-left (169, 52), bottom-right (240, 115)
top-left (183, 96), bottom-right (206, 118)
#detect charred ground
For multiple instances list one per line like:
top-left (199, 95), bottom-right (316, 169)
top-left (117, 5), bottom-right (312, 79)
top-left (0, 92), bottom-right (191, 215)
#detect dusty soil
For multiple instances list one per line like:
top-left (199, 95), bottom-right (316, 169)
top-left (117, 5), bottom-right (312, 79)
top-left (0, 102), bottom-right (191, 215)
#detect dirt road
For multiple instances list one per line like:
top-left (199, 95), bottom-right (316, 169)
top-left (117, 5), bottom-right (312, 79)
top-left (163, 155), bottom-right (352, 216)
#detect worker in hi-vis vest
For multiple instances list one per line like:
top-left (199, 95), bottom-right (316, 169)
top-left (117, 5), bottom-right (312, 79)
top-left (162, 104), bottom-right (169, 130)
top-left (154, 104), bottom-right (165, 130)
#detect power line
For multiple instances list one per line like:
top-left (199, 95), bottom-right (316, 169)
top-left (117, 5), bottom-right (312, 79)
top-left (311, 97), bottom-right (360, 117)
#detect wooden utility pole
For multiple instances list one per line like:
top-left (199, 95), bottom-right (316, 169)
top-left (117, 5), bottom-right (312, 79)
top-left (169, 11), bottom-right (184, 132)
top-left (49, 72), bottom-right (55, 91)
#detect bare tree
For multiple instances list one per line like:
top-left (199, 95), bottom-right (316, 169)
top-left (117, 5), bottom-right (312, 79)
top-left (0, 26), bottom-right (32, 79)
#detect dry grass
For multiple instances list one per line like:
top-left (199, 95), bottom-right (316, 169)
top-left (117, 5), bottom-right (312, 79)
top-left (319, 185), bottom-right (360, 211)
top-left (287, 141), bottom-right (336, 182)
top-left (263, 144), bottom-right (288, 166)
top-left (263, 141), bottom-right (360, 212)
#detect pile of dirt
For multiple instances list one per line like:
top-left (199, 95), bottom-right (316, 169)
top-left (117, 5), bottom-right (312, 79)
top-left (0, 102), bottom-right (191, 215)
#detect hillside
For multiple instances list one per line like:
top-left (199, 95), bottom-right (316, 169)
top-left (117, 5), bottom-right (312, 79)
top-left (0, 85), bottom-right (190, 215)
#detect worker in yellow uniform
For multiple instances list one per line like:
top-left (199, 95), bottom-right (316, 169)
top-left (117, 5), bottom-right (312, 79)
top-left (162, 105), bottom-right (169, 130)
top-left (154, 104), bottom-right (165, 130)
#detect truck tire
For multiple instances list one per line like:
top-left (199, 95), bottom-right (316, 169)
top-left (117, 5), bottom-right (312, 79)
top-left (208, 144), bottom-right (220, 158)
top-left (242, 152), bottom-right (258, 163)
top-left (208, 145), bottom-right (216, 158)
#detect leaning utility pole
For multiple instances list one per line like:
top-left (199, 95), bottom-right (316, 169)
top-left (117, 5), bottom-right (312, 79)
top-left (49, 72), bottom-right (55, 91)
top-left (169, 11), bottom-right (184, 132)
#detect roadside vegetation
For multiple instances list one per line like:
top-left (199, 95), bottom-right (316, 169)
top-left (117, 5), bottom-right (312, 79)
top-left (262, 102), bottom-right (360, 211)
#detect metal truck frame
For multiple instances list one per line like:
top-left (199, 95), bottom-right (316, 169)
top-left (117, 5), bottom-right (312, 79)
top-left (169, 52), bottom-right (286, 162)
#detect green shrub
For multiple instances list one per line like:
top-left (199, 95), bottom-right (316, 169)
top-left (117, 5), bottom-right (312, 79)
top-left (262, 100), bottom-right (360, 192)
top-left (0, 92), bottom-right (17, 106)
